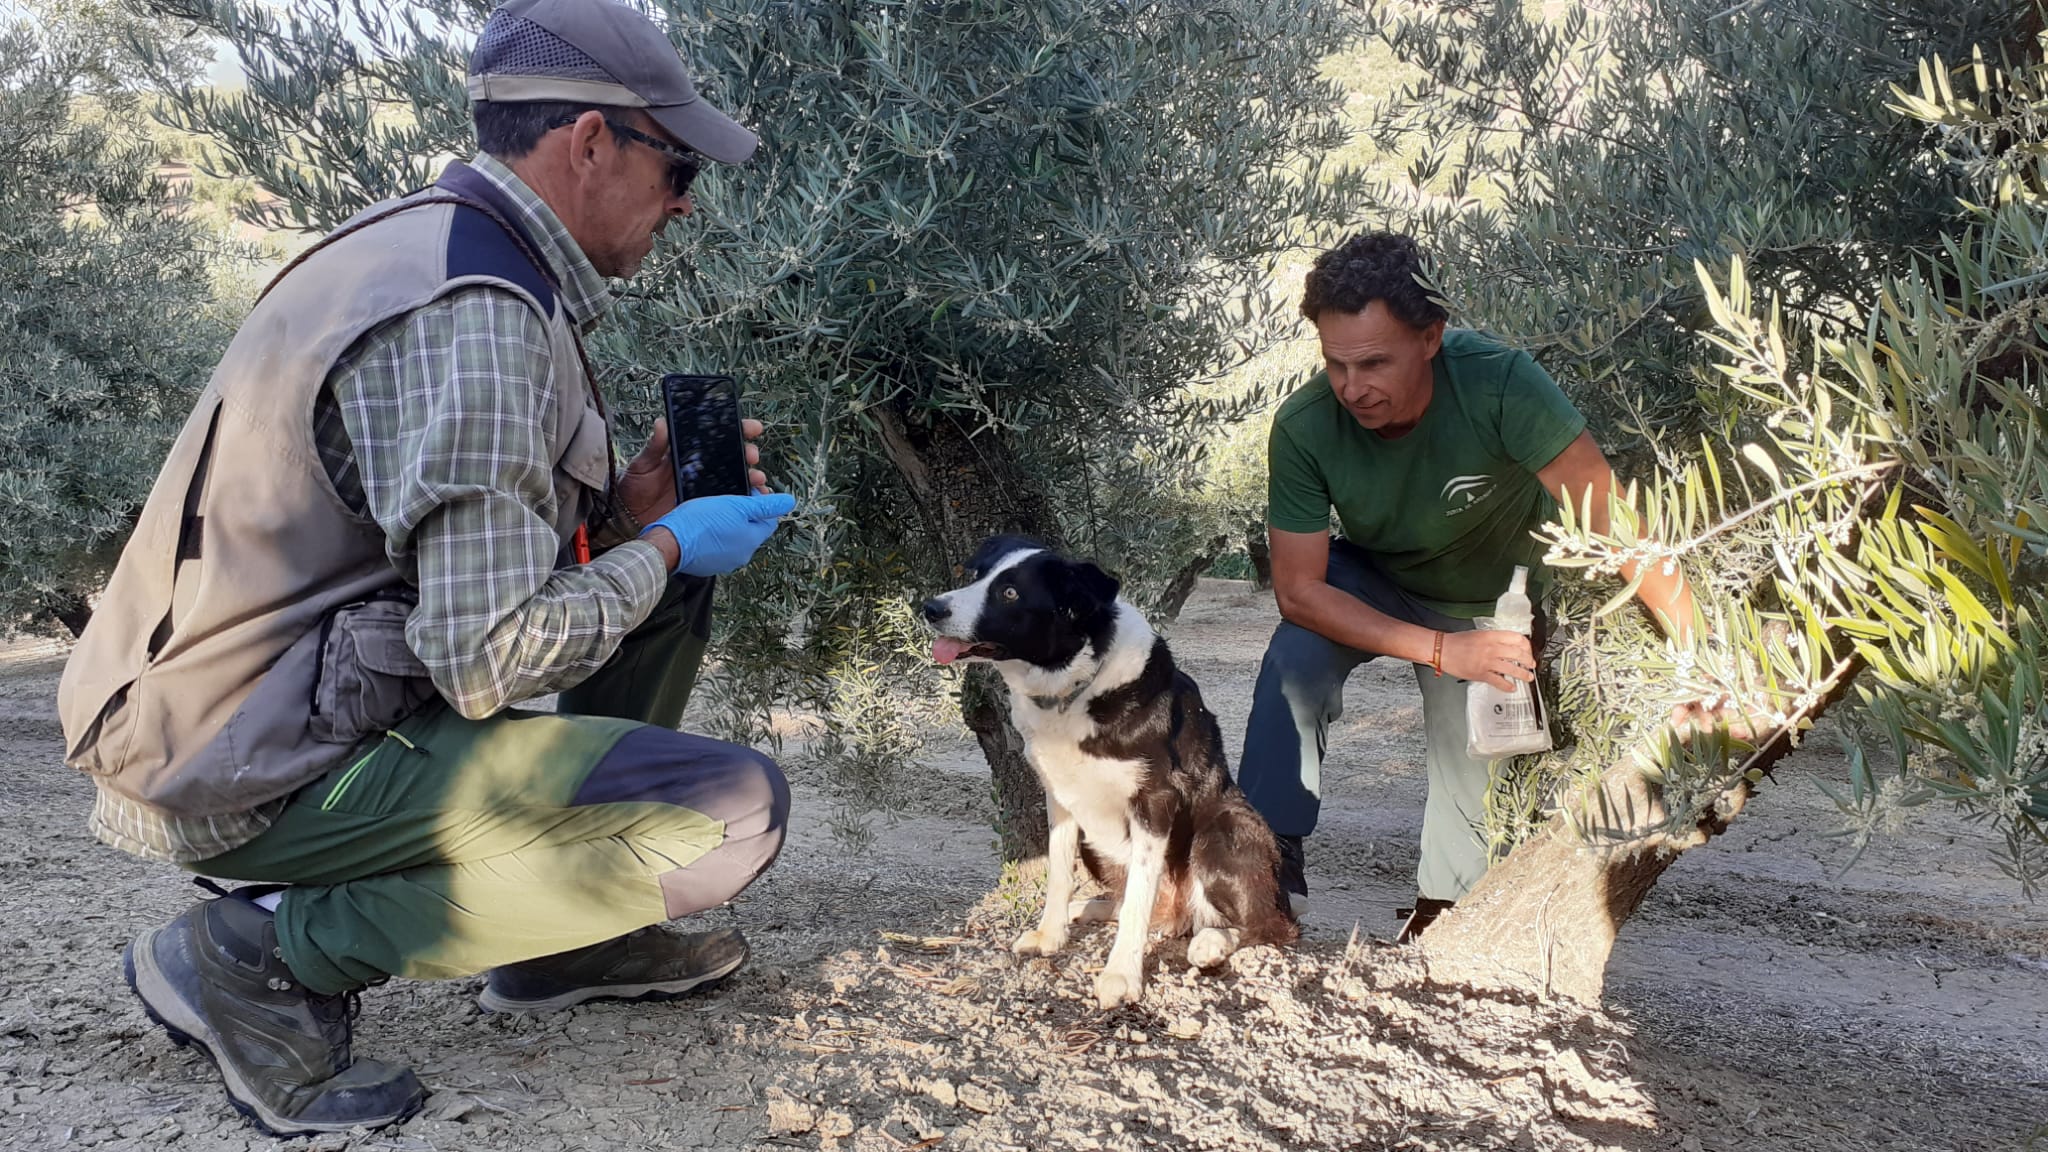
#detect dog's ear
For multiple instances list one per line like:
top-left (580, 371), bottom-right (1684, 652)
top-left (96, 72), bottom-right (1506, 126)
top-left (1057, 559), bottom-right (1121, 618)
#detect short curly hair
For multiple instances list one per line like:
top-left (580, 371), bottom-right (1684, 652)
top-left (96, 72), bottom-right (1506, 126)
top-left (1299, 231), bottom-right (1448, 328)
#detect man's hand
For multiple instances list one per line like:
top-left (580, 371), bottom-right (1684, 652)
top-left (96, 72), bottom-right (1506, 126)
top-left (1666, 697), bottom-right (1765, 743)
top-left (1437, 629), bottom-right (1536, 692)
top-left (615, 417), bottom-right (772, 530)
top-left (642, 492), bottom-right (795, 576)
top-left (1538, 430), bottom-right (1696, 643)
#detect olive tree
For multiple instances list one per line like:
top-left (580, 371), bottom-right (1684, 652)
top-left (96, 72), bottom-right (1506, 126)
top-left (0, 15), bottom-right (234, 637)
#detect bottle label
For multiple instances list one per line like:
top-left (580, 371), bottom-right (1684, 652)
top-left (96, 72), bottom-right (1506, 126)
top-left (1468, 679), bottom-right (1553, 758)
top-left (1490, 686), bottom-right (1540, 731)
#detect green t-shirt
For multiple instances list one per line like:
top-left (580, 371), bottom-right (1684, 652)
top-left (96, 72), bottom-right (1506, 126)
top-left (1266, 328), bottom-right (1587, 619)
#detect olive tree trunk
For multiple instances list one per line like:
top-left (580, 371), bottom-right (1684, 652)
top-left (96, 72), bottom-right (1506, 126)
top-left (1423, 653), bottom-right (1861, 1004)
top-left (874, 404), bottom-right (1054, 862)
top-left (1153, 534), bottom-right (1227, 622)
top-left (47, 592), bottom-right (92, 639)
top-left (1245, 520), bottom-right (1273, 591)
top-left (1419, 764), bottom-right (1752, 1003)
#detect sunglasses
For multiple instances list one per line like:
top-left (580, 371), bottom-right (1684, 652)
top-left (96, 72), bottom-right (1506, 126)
top-left (547, 113), bottom-right (702, 197)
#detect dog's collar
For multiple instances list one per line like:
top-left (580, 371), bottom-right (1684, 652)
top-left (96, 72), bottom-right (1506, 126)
top-left (1027, 664), bottom-right (1099, 713)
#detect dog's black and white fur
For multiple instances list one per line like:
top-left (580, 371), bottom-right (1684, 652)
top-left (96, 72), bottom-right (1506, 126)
top-left (923, 535), bottom-right (1298, 1009)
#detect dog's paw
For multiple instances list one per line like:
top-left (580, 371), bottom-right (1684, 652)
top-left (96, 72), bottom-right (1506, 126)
top-left (1093, 967), bottom-right (1143, 1010)
top-left (1066, 896), bottom-right (1117, 924)
top-left (1187, 927), bottom-right (1240, 970)
top-left (1012, 927), bottom-right (1067, 957)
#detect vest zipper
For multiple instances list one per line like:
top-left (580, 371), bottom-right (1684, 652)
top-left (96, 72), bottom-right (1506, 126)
top-left (308, 609), bottom-right (339, 719)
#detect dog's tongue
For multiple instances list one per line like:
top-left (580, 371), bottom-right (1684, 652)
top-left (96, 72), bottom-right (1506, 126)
top-left (932, 637), bottom-right (973, 666)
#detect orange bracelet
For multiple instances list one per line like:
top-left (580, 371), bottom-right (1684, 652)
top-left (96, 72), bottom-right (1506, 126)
top-left (1430, 630), bottom-right (1444, 677)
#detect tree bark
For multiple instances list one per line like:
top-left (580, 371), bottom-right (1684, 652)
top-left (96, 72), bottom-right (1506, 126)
top-left (963, 665), bottom-right (1049, 861)
top-left (1245, 520), bottom-right (1272, 591)
top-left (873, 404), bottom-right (1055, 862)
top-left (47, 592), bottom-right (92, 639)
top-left (1153, 534), bottom-right (1227, 622)
top-left (1419, 765), bottom-right (1748, 1004)
top-left (1423, 650), bottom-right (1862, 1004)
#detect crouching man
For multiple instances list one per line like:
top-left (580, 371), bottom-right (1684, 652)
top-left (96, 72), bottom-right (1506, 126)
top-left (1237, 231), bottom-right (1701, 941)
top-left (57, 0), bottom-right (792, 1134)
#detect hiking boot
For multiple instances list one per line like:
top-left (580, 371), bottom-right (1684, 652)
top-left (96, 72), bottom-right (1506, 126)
top-left (1275, 834), bottom-right (1308, 918)
top-left (478, 926), bottom-right (749, 1014)
top-left (124, 885), bottom-right (425, 1136)
top-left (1394, 896), bottom-right (1456, 944)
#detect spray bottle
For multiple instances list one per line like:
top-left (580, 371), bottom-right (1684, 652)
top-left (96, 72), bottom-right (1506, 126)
top-left (1466, 565), bottom-right (1553, 759)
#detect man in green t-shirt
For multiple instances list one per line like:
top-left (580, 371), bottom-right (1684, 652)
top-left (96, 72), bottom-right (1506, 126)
top-left (1239, 231), bottom-right (1699, 941)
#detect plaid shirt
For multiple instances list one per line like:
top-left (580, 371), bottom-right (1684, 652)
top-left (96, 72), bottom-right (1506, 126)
top-left (92, 154), bottom-right (670, 863)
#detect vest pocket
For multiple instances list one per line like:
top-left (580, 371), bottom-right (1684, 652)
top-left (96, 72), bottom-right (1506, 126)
top-left (63, 679), bottom-right (137, 777)
top-left (308, 596), bottom-right (437, 746)
top-left (559, 402), bottom-right (612, 492)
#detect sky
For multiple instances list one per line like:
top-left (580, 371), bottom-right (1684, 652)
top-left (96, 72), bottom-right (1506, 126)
top-left (203, 21), bottom-right (389, 89)
top-left (202, 2), bottom-right (406, 89)
top-left (206, 45), bottom-right (244, 89)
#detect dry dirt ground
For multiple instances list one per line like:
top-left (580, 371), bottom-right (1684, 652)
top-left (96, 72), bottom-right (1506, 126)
top-left (3, 579), bottom-right (2045, 1151)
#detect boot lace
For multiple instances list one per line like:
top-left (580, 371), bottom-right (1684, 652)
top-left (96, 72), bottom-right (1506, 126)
top-left (308, 985), bottom-right (373, 1065)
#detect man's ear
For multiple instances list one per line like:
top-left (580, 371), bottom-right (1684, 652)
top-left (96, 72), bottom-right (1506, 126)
top-left (566, 109), bottom-right (612, 177)
top-left (1420, 317), bottom-right (1446, 360)
top-left (1059, 559), bottom-right (1121, 618)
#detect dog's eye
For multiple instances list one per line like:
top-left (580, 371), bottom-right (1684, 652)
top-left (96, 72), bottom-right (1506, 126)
top-left (1001, 586), bottom-right (1019, 602)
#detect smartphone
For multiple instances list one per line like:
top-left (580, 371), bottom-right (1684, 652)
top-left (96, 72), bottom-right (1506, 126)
top-left (659, 373), bottom-right (750, 504)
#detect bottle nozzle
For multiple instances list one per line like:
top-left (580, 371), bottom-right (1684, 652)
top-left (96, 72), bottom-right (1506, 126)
top-left (1509, 565), bottom-right (1528, 595)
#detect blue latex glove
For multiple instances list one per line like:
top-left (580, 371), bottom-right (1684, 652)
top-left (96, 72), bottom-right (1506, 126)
top-left (641, 493), bottom-right (795, 577)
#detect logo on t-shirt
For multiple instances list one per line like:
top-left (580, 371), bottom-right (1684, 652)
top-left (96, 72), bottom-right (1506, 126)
top-left (1441, 473), bottom-right (1497, 516)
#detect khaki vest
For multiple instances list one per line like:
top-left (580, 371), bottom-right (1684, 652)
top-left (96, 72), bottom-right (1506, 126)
top-left (57, 164), bottom-right (614, 821)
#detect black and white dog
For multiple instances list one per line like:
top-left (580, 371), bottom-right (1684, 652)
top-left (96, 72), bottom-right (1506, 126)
top-left (923, 535), bottom-right (1298, 1009)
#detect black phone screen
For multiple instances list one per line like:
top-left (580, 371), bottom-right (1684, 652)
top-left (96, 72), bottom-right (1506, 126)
top-left (660, 373), bottom-right (749, 504)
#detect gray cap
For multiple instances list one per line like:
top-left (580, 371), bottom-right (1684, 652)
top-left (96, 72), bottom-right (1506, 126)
top-left (466, 0), bottom-right (757, 164)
